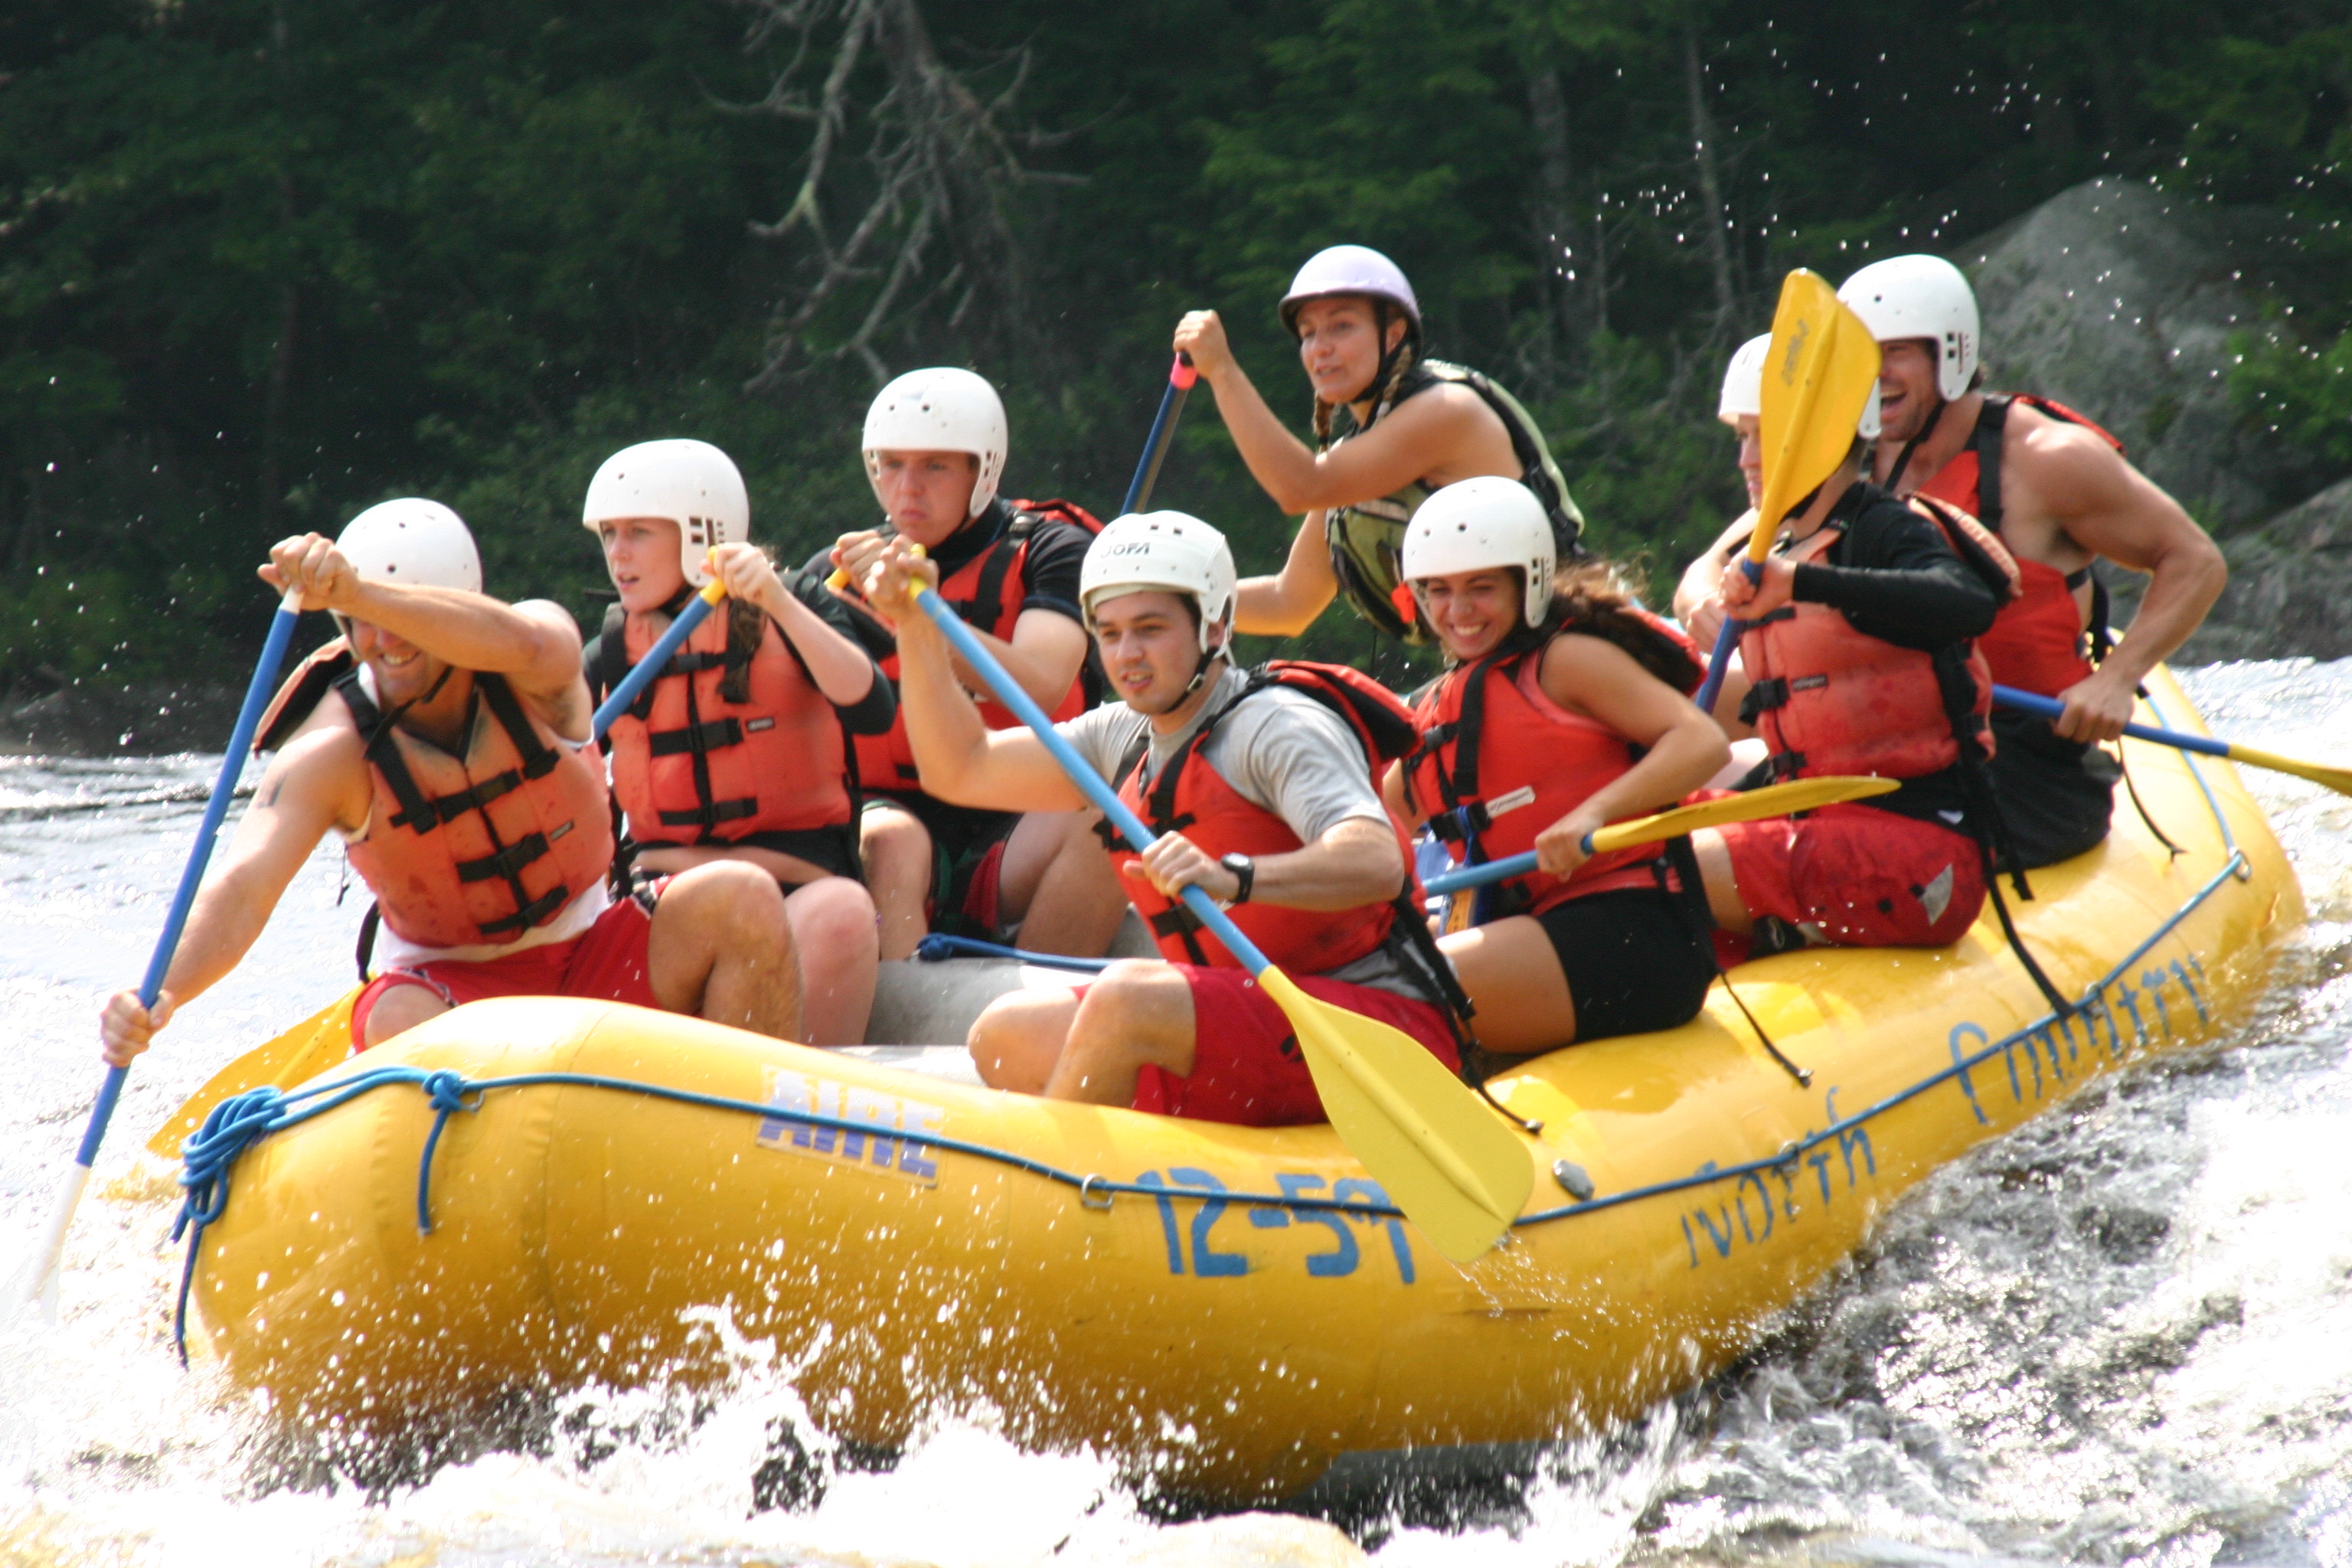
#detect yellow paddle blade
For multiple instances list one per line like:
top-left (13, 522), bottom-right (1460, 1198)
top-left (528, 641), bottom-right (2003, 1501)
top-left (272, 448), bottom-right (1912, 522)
top-left (1747, 270), bottom-right (1883, 563)
top-left (2226, 742), bottom-right (2352, 799)
top-left (1587, 775), bottom-right (1901, 854)
top-left (144, 988), bottom-right (359, 1160)
top-left (1256, 966), bottom-right (1533, 1263)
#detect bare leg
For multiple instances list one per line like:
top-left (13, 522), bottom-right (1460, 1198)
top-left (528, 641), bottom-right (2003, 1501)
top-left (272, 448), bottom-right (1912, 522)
top-left (359, 981), bottom-right (452, 1050)
top-left (783, 875), bottom-right (880, 1046)
top-left (647, 861), bottom-right (803, 1040)
top-left (860, 802), bottom-right (934, 961)
top-left (1044, 960), bottom-right (1197, 1106)
top-left (1689, 828), bottom-right (1755, 937)
top-left (996, 808), bottom-right (1127, 958)
top-left (967, 986), bottom-right (1083, 1093)
top-left (1437, 916), bottom-right (1579, 1055)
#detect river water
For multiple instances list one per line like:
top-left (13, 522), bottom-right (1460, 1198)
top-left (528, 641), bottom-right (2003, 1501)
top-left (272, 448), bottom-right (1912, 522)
top-left (2, 658), bottom-right (2348, 1568)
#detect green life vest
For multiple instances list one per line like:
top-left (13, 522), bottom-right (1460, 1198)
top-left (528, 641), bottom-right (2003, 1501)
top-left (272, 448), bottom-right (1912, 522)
top-left (1322, 361), bottom-right (1584, 645)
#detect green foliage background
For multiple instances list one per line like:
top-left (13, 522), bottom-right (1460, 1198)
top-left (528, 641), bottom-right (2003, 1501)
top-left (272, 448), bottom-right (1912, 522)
top-left (0, 0), bottom-right (2344, 695)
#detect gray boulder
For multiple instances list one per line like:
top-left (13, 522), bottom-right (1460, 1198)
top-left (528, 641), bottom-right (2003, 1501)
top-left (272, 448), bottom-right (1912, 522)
top-left (1960, 178), bottom-right (2302, 529)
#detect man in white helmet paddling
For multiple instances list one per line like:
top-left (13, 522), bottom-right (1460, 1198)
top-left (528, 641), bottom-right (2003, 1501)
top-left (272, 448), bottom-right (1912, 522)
top-left (1839, 253), bottom-right (2226, 867)
top-left (97, 503), bottom-right (805, 1065)
top-left (583, 439), bottom-right (894, 1045)
top-left (1387, 478), bottom-right (1727, 1055)
top-left (853, 514), bottom-right (1466, 1123)
top-left (1172, 244), bottom-right (1584, 645)
top-left (821, 368), bottom-right (1129, 962)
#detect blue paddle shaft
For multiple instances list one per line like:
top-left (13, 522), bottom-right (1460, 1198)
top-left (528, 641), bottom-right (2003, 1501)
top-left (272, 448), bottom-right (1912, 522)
top-left (910, 590), bottom-right (1275, 974)
top-left (590, 591), bottom-right (719, 740)
top-left (1120, 356), bottom-right (1194, 518)
top-left (1690, 559), bottom-right (1759, 717)
top-left (78, 590), bottom-right (305, 1169)
top-left (1991, 684), bottom-right (2231, 758)
top-left (1423, 849), bottom-right (1540, 897)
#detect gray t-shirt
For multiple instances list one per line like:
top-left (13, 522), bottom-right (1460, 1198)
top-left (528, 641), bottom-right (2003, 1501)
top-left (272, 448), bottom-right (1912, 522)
top-left (1060, 663), bottom-right (1423, 998)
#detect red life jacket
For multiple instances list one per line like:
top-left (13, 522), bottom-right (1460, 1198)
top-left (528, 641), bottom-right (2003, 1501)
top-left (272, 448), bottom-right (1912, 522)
top-left (1106, 663), bottom-right (1423, 975)
top-left (335, 668), bottom-right (614, 951)
top-left (1737, 495), bottom-right (2017, 787)
top-left (1902, 394), bottom-right (2124, 696)
top-left (1402, 612), bottom-right (1703, 919)
top-left (596, 597), bottom-right (853, 849)
top-left (841, 499), bottom-right (1104, 794)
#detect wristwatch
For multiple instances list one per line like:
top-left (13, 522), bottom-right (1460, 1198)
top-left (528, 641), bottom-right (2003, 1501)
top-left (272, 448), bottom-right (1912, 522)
top-left (1217, 852), bottom-right (1256, 906)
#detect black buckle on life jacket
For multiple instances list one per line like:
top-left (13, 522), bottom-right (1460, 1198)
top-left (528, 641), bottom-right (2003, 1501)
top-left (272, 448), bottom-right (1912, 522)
top-left (1763, 750), bottom-right (1808, 781)
top-left (657, 796), bottom-right (761, 829)
top-left (1753, 606), bottom-right (1798, 626)
top-left (456, 831), bottom-right (552, 885)
top-left (475, 884), bottom-right (570, 937)
top-left (648, 717), bottom-right (744, 757)
top-left (1147, 905), bottom-right (1202, 940)
top-left (394, 766), bottom-right (523, 833)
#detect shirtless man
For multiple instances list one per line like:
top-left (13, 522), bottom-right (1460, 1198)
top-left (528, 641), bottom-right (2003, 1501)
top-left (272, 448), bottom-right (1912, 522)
top-left (1838, 254), bottom-right (2227, 866)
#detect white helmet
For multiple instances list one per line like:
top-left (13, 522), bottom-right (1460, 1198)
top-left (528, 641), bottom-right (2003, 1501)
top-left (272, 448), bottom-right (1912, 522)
top-left (581, 439), bottom-right (750, 589)
top-left (337, 499), bottom-right (481, 594)
top-left (1278, 244), bottom-right (1422, 338)
top-left (1080, 511), bottom-right (1238, 655)
top-left (1838, 254), bottom-right (1980, 403)
top-left (861, 368), bottom-right (1008, 520)
top-left (1718, 334), bottom-right (1772, 426)
top-left (1400, 477), bottom-right (1556, 630)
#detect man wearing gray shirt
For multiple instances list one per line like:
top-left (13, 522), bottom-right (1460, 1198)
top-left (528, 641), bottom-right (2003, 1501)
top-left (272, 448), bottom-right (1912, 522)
top-left (853, 511), bottom-right (1462, 1125)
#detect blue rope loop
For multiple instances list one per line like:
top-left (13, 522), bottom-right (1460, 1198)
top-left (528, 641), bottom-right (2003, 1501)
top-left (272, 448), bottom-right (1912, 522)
top-left (415, 1070), bottom-right (485, 1235)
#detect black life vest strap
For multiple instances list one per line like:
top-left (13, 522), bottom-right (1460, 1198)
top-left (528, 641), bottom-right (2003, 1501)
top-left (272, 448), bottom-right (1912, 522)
top-left (962, 511), bottom-right (1038, 641)
top-left (647, 717), bottom-right (746, 757)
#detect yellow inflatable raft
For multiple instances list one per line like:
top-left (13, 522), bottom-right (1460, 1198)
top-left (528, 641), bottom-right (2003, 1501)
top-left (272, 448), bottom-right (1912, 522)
top-left (172, 670), bottom-right (2301, 1502)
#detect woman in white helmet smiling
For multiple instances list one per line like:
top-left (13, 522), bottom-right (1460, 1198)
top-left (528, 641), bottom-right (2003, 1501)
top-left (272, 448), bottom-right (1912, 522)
top-left (1171, 243), bottom-right (1584, 645)
top-left (819, 368), bottom-right (1129, 965)
top-left (583, 438), bottom-right (897, 1046)
top-left (1387, 478), bottom-right (1727, 1057)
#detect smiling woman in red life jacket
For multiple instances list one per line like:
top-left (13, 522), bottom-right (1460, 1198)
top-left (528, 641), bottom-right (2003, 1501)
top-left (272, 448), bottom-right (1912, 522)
top-left (99, 501), bottom-right (805, 1070)
top-left (1171, 245), bottom-right (1586, 646)
top-left (1685, 397), bottom-right (2023, 959)
top-left (851, 511), bottom-right (1465, 1127)
top-left (583, 439), bottom-right (890, 1047)
top-left (1838, 254), bottom-right (2226, 868)
top-left (1381, 478), bottom-right (1729, 1056)
top-left (820, 368), bottom-right (1129, 965)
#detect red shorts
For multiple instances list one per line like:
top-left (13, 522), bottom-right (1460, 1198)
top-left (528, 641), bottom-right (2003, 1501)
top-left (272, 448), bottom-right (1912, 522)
top-left (351, 895), bottom-right (662, 1050)
top-left (1112, 965), bottom-right (1462, 1128)
top-left (1715, 802), bottom-right (1984, 952)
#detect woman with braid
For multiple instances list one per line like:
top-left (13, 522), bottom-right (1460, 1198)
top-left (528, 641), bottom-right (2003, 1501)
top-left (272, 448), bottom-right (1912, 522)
top-left (1172, 245), bottom-right (1584, 647)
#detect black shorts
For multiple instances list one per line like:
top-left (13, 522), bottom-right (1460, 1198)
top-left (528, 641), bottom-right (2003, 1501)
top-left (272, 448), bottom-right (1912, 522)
top-left (862, 792), bottom-right (1021, 936)
top-left (1985, 710), bottom-right (2119, 870)
top-left (1534, 884), bottom-right (1717, 1043)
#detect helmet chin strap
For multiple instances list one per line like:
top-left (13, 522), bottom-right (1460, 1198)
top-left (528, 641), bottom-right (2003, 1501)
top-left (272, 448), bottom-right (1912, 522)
top-left (1149, 634), bottom-right (1229, 717)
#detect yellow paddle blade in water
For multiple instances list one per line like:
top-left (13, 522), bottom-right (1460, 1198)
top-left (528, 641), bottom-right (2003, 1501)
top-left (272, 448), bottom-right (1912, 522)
top-left (1256, 966), bottom-right (1534, 1263)
top-left (145, 988), bottom-right (358, 1160)
top-left (1746, 270), bottom-right (1884, 564)
top-left (1588, 776), bottom-right (1901, 854)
